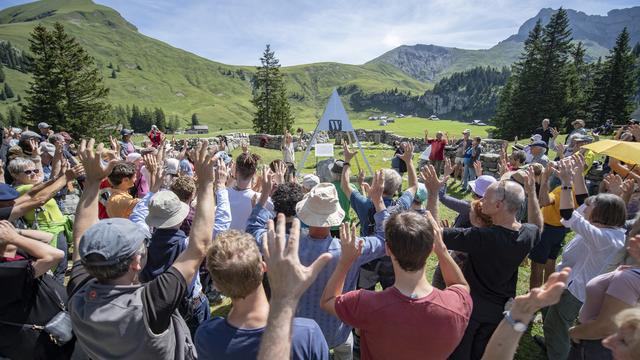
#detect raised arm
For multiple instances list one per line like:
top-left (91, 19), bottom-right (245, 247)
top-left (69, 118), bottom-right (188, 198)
top-left (426, 211), bottom-right (468, 291)
top-left (0, 221), bottom-right (62, 277)
top-left (320, 223), bottom-right (362, 317)
top-left (341, 143), bottom-right (357, 198)
top-left (423, 164), bottom-right (444, 223)
top-left (482, 268), bottom-right (571, 360)
top-left (258, 215), bottom-right (331, 360)
top-left (171, 141), bottom-right (216, 283)
top-left (213, 160), bottom-right (230, 236)
top-left (246, 168), bottom-right (275, 245)
top-left (73, 139), bottom-right (118, 262)
top-left (523, 166), bottom-right (544, 231)
top-left (399, 142), bottom-right (417, 195)
top-left (538, 163), bottom-right (554, 207)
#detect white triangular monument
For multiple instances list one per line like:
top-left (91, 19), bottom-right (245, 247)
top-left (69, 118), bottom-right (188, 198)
top-left (297, 89), bottom-right (373, 176)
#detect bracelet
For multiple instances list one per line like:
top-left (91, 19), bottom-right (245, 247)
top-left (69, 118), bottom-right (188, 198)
top-left (561, 185), bottom-right (573, 190)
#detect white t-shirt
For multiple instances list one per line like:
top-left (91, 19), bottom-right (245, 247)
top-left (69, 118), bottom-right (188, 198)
top-left (283, 142), bottom-right (295, 163)
top-left (228, 187), bottom-right (274, 231)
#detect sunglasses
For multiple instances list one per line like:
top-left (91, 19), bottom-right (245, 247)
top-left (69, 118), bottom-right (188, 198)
top-left (23, 169), bottom-right (40, 175)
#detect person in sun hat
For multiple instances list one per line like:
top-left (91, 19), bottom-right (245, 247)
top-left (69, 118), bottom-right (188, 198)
top-left (247, 176), bottom-right (400, 359)
top-left (119, 128), bottom-right (135, 160)
top-left (528, 140), bottom-right (549, 167)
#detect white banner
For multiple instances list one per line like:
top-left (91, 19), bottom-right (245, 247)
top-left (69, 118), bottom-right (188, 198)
top-left (315, 143), bottom-right (334, 157)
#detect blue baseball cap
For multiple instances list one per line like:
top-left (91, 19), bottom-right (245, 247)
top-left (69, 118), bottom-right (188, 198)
top-left (0, 184), bottom-right (20, 201)
top-left (415, 183), bottom-right (428, 204)
top-left (79, 218), bottom-right (149, 266)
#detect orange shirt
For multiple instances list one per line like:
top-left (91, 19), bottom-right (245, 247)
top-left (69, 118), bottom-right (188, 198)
top-left (105, 188), bottom-right (139, 219)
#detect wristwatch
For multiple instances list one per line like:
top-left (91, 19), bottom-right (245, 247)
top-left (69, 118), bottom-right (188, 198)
top-left (503, 311), bottom-right (528, 333)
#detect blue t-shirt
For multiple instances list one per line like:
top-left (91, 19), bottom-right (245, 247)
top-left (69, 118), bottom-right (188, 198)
top-left (179, 159), bottom-right (194, 177)
top-left (195, 316), bottom-right (329, 360)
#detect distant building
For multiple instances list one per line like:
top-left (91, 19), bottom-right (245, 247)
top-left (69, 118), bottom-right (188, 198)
top-left (185, 125), bottom-right (209, 134)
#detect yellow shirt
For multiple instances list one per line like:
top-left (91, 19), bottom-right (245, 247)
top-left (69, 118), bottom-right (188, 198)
top-left (542, 186), bottom-right (577, 227)
top-left (106, 188), bottom-right (139, 219)
top-left (582, 150), bottom-right (595, 176)
top-left (16, 184), bottom-right (64, 225)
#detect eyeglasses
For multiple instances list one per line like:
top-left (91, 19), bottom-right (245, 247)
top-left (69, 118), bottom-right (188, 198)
top-left (23, 169), bottom-right (40, 175)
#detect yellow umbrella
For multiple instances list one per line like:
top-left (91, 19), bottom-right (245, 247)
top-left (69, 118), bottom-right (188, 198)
top-left (581, 139), bottom-right (640, 165)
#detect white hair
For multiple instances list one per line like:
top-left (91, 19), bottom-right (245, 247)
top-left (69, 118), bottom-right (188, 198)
top-left (383, 169), bottom-right (402, 196)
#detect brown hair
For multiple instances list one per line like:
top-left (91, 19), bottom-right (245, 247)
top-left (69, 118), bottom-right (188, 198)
top-left (206, 230), bottom-right (263, 299)
top-left (108, 161), bottom-right (136, 187)
top-left (170, 176), bottom-right (196, 203)
top-left (384, 212), bottom-right (434, 272)
top-left (471, 200), bottom-right (492, 227)
top-left (235, 152), bottom-right (261, 181)
top-left (587, 193), bottom-right (627, 228)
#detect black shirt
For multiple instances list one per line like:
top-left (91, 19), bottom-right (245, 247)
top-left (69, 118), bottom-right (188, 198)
top-left (443, 223), bottom-right (540, 323)
top-left (67, 261), bottom-right (187, 334)
top-left (0, 206), bottom-right (12, 220)
top-left (534, 127), bottom-right (552, 144)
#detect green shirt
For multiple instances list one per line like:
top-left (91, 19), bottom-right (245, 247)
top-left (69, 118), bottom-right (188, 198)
top-left (332, 181), bottom-right (357, 230)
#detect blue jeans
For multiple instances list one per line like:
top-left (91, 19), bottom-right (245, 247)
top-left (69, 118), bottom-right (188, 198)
top-left (462, 163), bottom-right (476, 190)
top-left (183, 292), bottom-right (211, 337)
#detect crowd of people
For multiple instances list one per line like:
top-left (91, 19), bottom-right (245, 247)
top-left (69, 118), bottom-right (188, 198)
top-left (0, 119), bottom-right (639, 360)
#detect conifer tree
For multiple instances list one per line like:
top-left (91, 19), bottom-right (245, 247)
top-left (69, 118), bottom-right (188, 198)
top-left (23, 23), bottom-right (110, 138)
top-left (0, 90), bottom-right (5, 101)
top-left (111, 69), bottom-right (117, 79)
top-left (252, 45), bottom-right (294, 134)
top-left (0, 64), bottom-right (4, 83)
top-left (191, 113), bottom-right (200, 127)
top-left (590, 28), bottom-right (637, 124)
top-left (4, 83), bottom-right (14, 98)
top-left (0, 112), bottom-right (5, 126)
top-left (7, 106), bottom-right (20, 127)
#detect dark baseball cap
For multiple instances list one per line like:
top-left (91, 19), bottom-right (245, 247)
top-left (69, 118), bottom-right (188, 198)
top-left (530, 140), bottom-right (548, 149)
top-left (0, 184), bottom-right (20, 201)
top-left (330, 159), bottom-right (345, 174)
top-left (120, 129), bottom-right (134, 136)
top-left (79, 218), bottom-right (149, 266)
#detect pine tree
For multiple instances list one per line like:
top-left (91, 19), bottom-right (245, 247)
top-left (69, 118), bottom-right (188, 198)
top-left (566, 42), bottom-right (592, 125)
top-left (22, 25), bottom-right (61, 127)
top-left (7, 106), bottom-right (21, 127)
top-left (191, 113), bottom-right (200, 127)
top-left (4, 83), bottom-right (14, 98)
top-left (23, 23), bottom-right (110, 138)
top-left (107, 62), bottom-right (113, 69)
top-left (536, 8), bottom-right (573, 128)
top-left (590, 28), bottom-right (637, 124)
top-left (111, 69), bottom-right (117, 79)
top-left (154, 107), bottom-right (166, 130)
top-left (0, 112), bottom-right (5, 126)
top-left (16, 94), bottom-right (21, 102)
top-left (251, 45), bottom-right (294, 134)
top-left (0, 90), bottom-right (5, 101)
top-left (0, 64), bottom-right (4, 83)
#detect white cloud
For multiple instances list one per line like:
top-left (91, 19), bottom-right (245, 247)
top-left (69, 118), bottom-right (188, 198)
top-left (3, 0), bottom-right (638, 65)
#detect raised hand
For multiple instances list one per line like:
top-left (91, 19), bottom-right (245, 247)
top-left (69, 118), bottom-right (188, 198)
top-left (343, 143), bottom-right (357, 163)
top-left (521, 165), bottom-right (537, 196)
top-left (192, 140), bottom-right (215, 184)
top-left (498, 157), bottom-right (509, 176)
top-left (242, 141), bottom-right (249, 154)
top-left (368, 170), bottom-right (385, 204)
top-left (78, 139), bottom-right (118, 184)
top-left (65, 164), bottom-right (85, 181)
top-left (109, 135), bottom-right (118, 151)
top-left (357, 168), bottom-right (365, 186)
top-left (622, 179), bottom-right (635, 200)
top-left (555, 142), bottom-right (565, 158)
top-left (443, 157), bottom-right (454, 177)
top-left (338, 223), bottom-right (363, 265)
top-left (571, 153), bottom-right (585, 179)
top-left (550, 127), bottom-right (559, 138)
top-left (260, 168), bottom-right (275, 196)
top-left (29, 138), bottom-right (41, 157)
top-left (399, 142), bottom-right (414, 164)
top-left (557, 158), bottom-right (575, 185)
top-left (274, 161), bottom-right (286, 185)
top-left (425, 210), bottom-right (446, 257)
top-left (421, 164), bottom-right (443, 193)
top-left (262, 215), bottom-right (332, 301)
top-left (473, 160), bottom-right (483, 176)
top-left (511, 267), bottom-right (571, 321)
top-left (603, 173), bottom-right (624, 196)
top-left (215, 158), bottom-right (228, 189)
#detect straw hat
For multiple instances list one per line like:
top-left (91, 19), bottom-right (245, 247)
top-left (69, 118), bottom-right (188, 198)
top-left (295, 183), bottom-right (345, 227)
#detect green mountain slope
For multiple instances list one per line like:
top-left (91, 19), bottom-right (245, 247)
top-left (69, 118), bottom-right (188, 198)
top-left (0, 0), bottom-right (430, 130)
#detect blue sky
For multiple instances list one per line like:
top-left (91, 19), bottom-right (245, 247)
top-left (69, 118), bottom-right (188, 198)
top-left (3, 0), bottom-right (639, 66)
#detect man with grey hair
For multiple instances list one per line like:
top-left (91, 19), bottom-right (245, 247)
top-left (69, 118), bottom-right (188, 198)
top-left (423, 165), bottom-right (543, 360)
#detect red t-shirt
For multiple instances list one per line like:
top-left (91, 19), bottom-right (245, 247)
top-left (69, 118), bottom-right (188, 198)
top-left (98, 179), bottom-right (111, 220)
top-left (335, 285), bottom-right (472, 360)
top-left (428, 139), bottom-right (448, 161)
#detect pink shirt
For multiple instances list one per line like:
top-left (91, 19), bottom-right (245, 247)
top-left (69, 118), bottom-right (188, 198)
top-left (579, 268), bottom-right (640, 323)
top-left (335, 286), bottom-right (472, 360)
